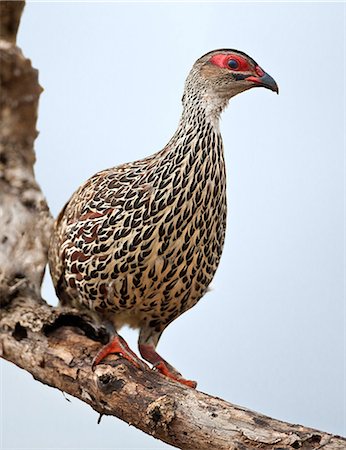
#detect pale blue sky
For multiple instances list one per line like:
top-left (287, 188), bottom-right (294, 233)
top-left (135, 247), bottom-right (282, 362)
top-left (1, 2), bottom-right (345, 449)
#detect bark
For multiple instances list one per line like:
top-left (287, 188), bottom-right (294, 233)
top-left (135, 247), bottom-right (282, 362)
top-left (0, 2), bottom-right (345, 450)
top-left (0, 0), bottom-right (52, 304)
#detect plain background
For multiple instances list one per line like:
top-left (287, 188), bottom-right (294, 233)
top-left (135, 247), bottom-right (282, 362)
top-left (1, 1), bottom-right (345, 449)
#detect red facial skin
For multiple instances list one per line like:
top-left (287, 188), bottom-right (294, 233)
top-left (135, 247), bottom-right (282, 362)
top-left (255, 65), bottom-right (265, 77)
top-left (210, 53), bottom-right (265, 82)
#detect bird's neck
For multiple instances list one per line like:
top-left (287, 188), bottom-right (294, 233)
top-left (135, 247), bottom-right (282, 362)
top-left (156, 77), bottom-right (228, 193)
top-left (158, 82), bottom-right (226, 195)
top-left (178, 72), bottom-right (230, 134)
top-left (165, 82), bottom-right (227, 160)
top-left (160, 79), bottom-right (228, 169)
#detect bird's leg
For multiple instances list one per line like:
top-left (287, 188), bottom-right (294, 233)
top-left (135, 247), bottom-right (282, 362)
top-left (92, 327), bottom-right (149, 371)
top-left (138, 329), bottom-right (197, 388)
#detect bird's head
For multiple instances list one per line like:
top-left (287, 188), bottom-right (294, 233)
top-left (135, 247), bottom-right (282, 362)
top-left (183, 49), bottom-right (278, 120)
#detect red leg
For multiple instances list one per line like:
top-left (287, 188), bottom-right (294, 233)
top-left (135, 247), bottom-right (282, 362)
top-left (139, 343), bottom-right (197, 388)
top-left (92, 335), bottom-right (149, 370)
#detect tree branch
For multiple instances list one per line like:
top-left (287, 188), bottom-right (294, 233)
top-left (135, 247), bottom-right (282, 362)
top-left (2, 296), bottom-right (344, 450)
top-left (0, 2), bottom-right (345, 449)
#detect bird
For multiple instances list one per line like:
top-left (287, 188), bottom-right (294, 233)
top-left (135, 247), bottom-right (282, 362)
top-left (48, 49), bottom-right (278, 388)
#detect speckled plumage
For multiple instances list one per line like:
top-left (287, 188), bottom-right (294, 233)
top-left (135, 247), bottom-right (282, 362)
top-left (49, 49), bottom-right (277, 384)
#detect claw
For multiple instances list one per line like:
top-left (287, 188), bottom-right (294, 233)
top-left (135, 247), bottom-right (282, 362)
top-left (154, 361), bottom-right (197, 388)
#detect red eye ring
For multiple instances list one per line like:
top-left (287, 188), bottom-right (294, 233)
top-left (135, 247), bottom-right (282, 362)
top-left (210, 54), bottom-right (250, 72)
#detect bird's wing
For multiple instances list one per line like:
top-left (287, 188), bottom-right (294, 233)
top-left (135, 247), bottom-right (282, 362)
top-left (48, 164), bottom-right (156, 304)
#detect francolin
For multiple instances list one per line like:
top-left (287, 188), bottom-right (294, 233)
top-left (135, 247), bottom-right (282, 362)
top-left (49, 49), bottom-right (278, 388)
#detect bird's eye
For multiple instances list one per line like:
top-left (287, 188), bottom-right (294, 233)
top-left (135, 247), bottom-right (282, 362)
top-left (228, 59), bottom-right (239, 70)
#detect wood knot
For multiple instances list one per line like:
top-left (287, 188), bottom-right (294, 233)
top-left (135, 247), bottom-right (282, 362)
top-left (146, 395), bottom-right (176, 432)
top-left (12, 322), bottom-right (27, 341)
top-left (96, 366), bottom-right (126, 394)
top-left (291, 434), bottom-right (322, 449)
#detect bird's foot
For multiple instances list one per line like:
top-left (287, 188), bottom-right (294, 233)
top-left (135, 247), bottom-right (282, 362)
top-left (92, 335), bottom-right (149, 371)
top-left (139, 342), bottom-right (197, 388)
top-left (154, 361), bottom-right (197, 389)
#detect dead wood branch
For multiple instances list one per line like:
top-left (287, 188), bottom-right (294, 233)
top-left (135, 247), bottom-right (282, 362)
top-left (2, 296), bottom-right (345, 450)
top-left (0, 2), bottom-right (345, 449)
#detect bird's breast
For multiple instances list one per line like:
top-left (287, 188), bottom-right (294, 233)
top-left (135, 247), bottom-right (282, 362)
top-left (56, 131), bottom-right (227, 329)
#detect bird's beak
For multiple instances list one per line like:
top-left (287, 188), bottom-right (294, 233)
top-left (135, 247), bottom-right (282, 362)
top-left (245, 67), bottom-right (279, 94)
